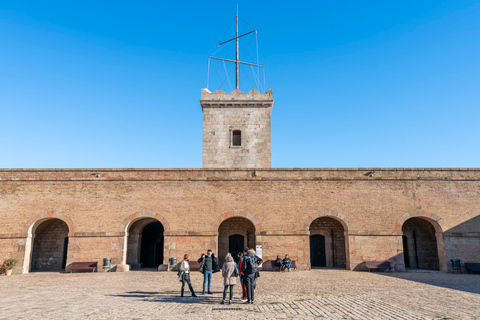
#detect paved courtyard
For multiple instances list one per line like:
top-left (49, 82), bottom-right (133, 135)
top-left (0, 269), bottom-right (479, 319)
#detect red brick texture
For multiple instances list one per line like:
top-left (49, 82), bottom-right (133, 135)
top-left (0, 168), bottom-right (479, 274)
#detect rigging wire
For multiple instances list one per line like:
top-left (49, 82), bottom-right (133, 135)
top-left (218, 17), bottom-right (236, 45)
top-left (223, 60), bottom-right (233, 92)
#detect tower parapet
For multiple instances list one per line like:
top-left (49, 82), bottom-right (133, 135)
top-left (201, 88), bottom-right (273, 168)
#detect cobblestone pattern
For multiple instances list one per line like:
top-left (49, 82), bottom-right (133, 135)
top-left (1, 270), bottom-right (478, 319)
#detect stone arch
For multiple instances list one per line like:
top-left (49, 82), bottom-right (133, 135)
top-left (22, 210), bottom-right (75, 236)
top-left (119, 211), bottom-right (170, 269)
top-left (394, 210), bottom-right (446, 233)
top-left (21, 210), bottom-right (76, 274)
top-left (119, 210), bottom-right (170, 234)
top-left (212, 210), bottom-right (262, 234)
top-left (304, 210), bottom-right (353, 232)
top-left (304, 210), bottom-right (351, 270)
top-left (214, 210), bottom-right (262, 265)
top-left (395, 210), bottom-right (447, 272)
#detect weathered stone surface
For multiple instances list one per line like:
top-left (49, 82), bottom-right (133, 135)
top-left (201, 88), bottom-right (273, 168)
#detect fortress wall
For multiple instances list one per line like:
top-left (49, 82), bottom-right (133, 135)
top-left (0, 168), bottom-right (479, 273)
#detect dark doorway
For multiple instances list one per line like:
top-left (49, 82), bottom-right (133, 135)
top-left (402, 235), bottom-right (410, 268)
top-left (61, 237), bottom-right (69, 269)
top-left (139, 221), bottom-right (164, 268)
top-left (229, 234), bottom-right (244, 263)
top-left (310, 234), bottom-right (326, 267)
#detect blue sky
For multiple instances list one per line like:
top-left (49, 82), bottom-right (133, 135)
top-left (1, 1), bottom-right (479, 168)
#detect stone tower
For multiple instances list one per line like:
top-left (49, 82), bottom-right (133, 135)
top-left (200, 88), bottom-right (274, 168)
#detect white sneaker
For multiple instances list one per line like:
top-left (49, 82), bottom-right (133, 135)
top-left (241, 299), bottom-right (248, 302)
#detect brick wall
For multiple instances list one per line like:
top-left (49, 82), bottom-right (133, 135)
top-left (0, 168), bottom-right (478, 273)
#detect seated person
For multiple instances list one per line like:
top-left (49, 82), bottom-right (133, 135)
top-left (282, 254), bottom-right (292, 272)
top-left (274, 255), bottom-right (284, 271)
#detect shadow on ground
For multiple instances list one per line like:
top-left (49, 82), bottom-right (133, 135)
top-left (109, 290), bottom-right (241, 305)
top-left (373, 272), bottom-right (480, 295)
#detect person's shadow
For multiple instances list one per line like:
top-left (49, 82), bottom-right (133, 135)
top-left (109, 291), bottom-right (234, 305)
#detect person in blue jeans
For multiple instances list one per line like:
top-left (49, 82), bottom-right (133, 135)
top-left (283, 254), bottom-right (292, 272)
top-left (198, 249), bottom-right (219, 294)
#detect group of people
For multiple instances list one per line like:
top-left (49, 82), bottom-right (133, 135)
top-left (177, 248), bottom-right (262, 304)
top-left (275, 254), bottom-right (292, 271)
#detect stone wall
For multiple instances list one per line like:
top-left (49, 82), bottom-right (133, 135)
top-left (201, 88), bottom-right (273, 168)
top-left (0, 168), bottom-right (479, 273)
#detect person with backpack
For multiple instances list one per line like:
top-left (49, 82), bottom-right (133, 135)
top-left (220, 253), bottom-right (238, 304)
top-left (241, 248), bottom-right (262, 304)
top-left (198, 249), bottom-right (219, 294)
top-left (178, 254), bottom-right (197, 297)
top-left (238, 249), bottom-right (248, 302)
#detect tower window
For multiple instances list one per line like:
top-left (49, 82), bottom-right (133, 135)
top-left (232, 130), bottom-right (241, 146)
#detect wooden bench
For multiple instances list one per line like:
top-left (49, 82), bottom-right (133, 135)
top-left (188, 261), bottom-right (202, 271)
top-left (465, 263), bottom-right (480, 273)
top-left (70, 262), bottom-right (98, 273)
top-left (365, 261), bottom-right (393, 272)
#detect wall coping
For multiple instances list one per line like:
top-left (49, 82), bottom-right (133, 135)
top-left (1, 168), bottom-right (479, 181)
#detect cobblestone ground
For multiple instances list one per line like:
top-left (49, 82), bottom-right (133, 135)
top-left (0, 269), bottom-right (479, 319)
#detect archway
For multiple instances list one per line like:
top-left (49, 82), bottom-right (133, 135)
top-left (402, 217), bottom-right (440, 270)
top-left (309, 217), bottom-right (347, 268)
top-left (31, 218), bottom-right (69, 271)
top-left (127, 218), bottom-right (164, 269)
top-left (218, 217), bottom-right (255, 265)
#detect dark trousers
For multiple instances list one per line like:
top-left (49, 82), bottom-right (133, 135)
top-left (244, 273), bottom-right (256, 302)
top-left (222, 285), bottom-right (234, 301)
top-left (181, 273), bottom-right (195, 296)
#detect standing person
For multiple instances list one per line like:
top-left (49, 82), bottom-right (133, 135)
top-left (178, 254), bottom-right (197, 297)
top-left (238, 249), bottom-right (248, 302)
top-left (221, 253), bottom-right (237, 304)
top-left (198, 249), bottom-right (219, 294)
top-left (241, 248), bottom-right (259, 304)
top-left (236, 252), bottom-right (244, 286)
top-left (283, 254), bottom-right (292, 272)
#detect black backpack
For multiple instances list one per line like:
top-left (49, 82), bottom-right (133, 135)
top-left (243, 255), bottom-right (258, 274)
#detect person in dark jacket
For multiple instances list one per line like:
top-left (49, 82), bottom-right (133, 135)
top-left (275, 255), bottom-right (284, 272)
top-left (198, 249), bottom-right (219, 294)
top-left (241, 248), bottom-right (262, 304)
top-left (283, 254), bottom-right (292, 272)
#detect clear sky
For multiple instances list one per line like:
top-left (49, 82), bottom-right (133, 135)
top-left (1, 1), bottom-right (479, 168)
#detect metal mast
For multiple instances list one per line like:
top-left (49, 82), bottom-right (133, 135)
top-left (209, 9), bottom-right (264, 91)
top-left (236, 10), bottom-right (239, 90)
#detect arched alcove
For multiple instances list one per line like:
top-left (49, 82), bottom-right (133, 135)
top-left (218, 217), bottom-right (256, 265)
top-left (126, 218), bottom-right (164, 269)
top-left (309, 217), bottom-right (347, 269)
top-left (31, 218), bottom-right (69, 271)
